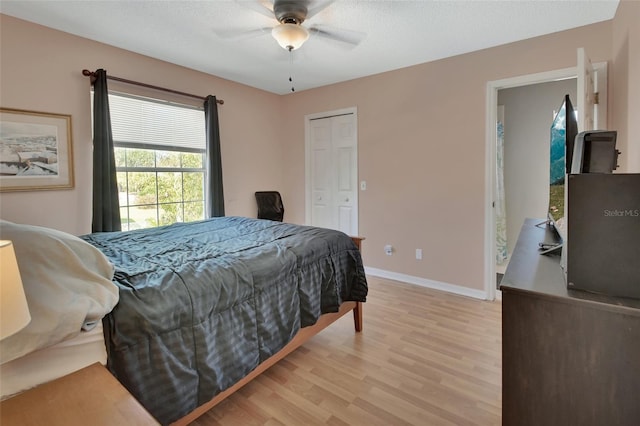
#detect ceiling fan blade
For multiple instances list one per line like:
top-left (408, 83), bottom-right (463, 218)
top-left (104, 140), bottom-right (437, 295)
top-left (305, 0), bottom-right (335, 20)
top-left (308, 25), bottom-right (366, 49)
top-left (214, 27), bottom-right (272, 41)
top-left (235, 0), bottom-right (275, 19)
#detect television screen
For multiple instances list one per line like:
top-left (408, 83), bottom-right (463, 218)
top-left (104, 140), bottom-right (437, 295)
top-left (547, 94), bottom-right (578, 242)
top-left (565, 96), bottom-right (578, 174)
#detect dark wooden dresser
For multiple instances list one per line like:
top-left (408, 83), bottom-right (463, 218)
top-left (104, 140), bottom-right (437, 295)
top-left (500, 218), bottom-right (640, 426)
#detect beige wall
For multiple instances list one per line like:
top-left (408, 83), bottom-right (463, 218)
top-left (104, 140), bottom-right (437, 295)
top-left (612, 0), bottom-right (640, 172)
top-left (2, 9), bottom-right (637, 294)
top-left (281, 22), bottom-right (613, 291)
top-left (0, 15), bottom-right (284, 235)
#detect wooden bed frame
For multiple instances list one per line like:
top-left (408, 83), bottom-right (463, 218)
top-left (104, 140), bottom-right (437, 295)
top-left (172, 236), bottom-right (365, 426)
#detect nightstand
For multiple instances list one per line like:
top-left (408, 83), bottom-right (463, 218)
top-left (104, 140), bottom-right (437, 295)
top-left (0, 362), bottom-right (158, 425)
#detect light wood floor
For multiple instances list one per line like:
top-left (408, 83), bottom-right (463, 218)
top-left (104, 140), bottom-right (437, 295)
top-left (192, 276), bottom-right (502, 426)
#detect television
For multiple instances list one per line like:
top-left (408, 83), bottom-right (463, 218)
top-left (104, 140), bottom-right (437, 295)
top-left (540, 94), bottom-right (578, 253)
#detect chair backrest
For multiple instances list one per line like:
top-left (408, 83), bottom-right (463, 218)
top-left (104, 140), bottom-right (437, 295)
top-left (255, 191), bottom-right (284, 222)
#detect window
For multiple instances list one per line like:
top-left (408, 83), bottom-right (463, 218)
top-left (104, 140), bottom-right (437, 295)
top-left (108, 93), bottom-right (206, 231)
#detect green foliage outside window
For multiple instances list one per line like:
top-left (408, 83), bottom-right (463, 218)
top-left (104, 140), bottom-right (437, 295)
top-left (116, 147), bottom-right (205, 230)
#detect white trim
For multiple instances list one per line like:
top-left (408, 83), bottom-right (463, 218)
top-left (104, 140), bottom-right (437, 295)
top-left (485, 82), bottom-right (498, 302)
top-left (304, 107), bottom-right (358, 233)
top-left (304, 115), bottom-right (312, 226)
top-left (305, 107), bottom-right (357, 121)
top-left (490, 67), bottom-right (576, 90)
top-left (365, 267), bottom-right (488, 300)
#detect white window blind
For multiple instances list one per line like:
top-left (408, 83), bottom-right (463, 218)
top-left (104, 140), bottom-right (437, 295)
top-left (109, 93), bottom-right (205, 150)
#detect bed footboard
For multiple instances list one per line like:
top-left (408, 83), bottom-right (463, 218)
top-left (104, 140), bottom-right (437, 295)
top-left (350, 235), bottom-right (365, 332)
top-left (353, 300), bottom-right (363, 332)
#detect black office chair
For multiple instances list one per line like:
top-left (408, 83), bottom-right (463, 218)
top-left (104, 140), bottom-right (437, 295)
top-left (255, 191), bottom-right (284, 222)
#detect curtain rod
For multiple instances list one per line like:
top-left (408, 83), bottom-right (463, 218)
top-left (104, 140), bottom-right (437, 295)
top-left (82, 69), bottom-right (224, 105)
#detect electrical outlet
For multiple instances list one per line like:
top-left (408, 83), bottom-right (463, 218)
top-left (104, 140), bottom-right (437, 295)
top-left (360, 181), bottom-right (367, 190)
top-left (384, 244), bottom-right (393, 256)
top-left (416, 249), bottom-right (423, 260)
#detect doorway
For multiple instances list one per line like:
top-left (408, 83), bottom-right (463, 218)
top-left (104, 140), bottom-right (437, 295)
top-left (497, 78), bottom-right (577, 277)
top-left (484, 60), bottom-right (608, 300)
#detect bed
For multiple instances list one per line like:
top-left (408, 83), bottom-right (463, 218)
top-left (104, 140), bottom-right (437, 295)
top-left (0, 217), bottom-right (367, 425)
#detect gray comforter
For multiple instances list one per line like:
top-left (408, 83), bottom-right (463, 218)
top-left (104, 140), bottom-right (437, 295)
top-left (82, 217), bottom-right (367, 424)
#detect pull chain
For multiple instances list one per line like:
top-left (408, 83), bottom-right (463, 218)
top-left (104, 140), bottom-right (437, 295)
top-left (288, 46), bottom-right (295, 92)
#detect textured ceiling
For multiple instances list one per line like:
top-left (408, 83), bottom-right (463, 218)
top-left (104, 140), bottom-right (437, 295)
top-left (0, 0), bottom-right (620, 95)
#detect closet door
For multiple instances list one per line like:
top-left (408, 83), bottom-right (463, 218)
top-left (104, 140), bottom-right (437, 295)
top-left (309, 117), bottom-right (333, 229)
top-left (307, 111), bottom-right (358, 235)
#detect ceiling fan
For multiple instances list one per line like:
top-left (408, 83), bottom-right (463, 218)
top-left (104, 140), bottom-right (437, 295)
top-left (222, 0), bottom-right (365, 51)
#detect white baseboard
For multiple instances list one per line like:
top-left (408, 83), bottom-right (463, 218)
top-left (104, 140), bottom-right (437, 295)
top-left (364, 266), bottom-right (489, 300)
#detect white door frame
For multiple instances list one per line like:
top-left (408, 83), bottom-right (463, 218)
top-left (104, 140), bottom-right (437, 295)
top-left (484, 63), bottom-right (607, 300)
top-left (304, 107), bottom-right (358, 232)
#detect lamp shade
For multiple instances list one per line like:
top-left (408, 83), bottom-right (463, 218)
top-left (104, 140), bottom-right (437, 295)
top-left (0, 240), bottom-right (31, 340)
top-left (271, 23), bottom-right (309, 50)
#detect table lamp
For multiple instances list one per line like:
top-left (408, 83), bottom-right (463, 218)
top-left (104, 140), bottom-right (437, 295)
top-left (0, 240), bottom-right (31, 340)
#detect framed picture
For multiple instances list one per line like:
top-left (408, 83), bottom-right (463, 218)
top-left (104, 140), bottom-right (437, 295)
top-left (0, 108), bottom-right (74, 192)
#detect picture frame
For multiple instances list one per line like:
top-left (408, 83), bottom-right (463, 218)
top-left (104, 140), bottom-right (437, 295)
top-left (0, 108), bottom-right (74, 192)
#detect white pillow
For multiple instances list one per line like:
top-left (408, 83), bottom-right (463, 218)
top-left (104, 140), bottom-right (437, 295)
top-left (0, 220), bottom-right (119, 364)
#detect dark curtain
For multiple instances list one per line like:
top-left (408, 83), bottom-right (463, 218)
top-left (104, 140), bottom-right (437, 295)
top-left (204, 95), bottom-right (225, 217)
top-left (91, 69), bottom-right (121, 232)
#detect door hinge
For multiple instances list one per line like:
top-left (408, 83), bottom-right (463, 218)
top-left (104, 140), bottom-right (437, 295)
top-left (594, 92), bottom-right (599, 105)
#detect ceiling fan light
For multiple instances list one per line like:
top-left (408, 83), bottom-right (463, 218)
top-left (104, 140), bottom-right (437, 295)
top-left (271, 23), bottom-right (309, 50)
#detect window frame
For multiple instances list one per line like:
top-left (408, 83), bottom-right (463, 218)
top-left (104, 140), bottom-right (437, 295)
top-left (107, 92), bottom-right (208, 230)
